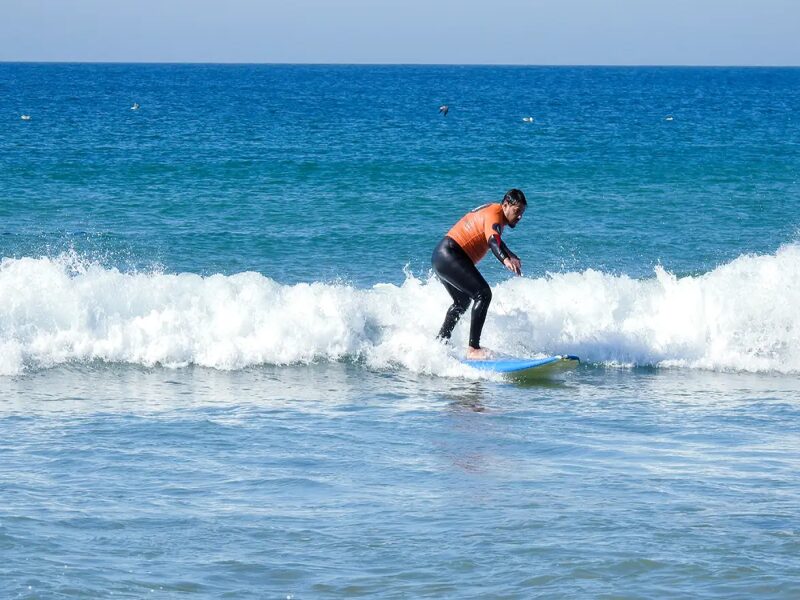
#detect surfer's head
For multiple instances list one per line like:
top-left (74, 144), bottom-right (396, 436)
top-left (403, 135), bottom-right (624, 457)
top-left (502, 188), bottom-right (527, 228)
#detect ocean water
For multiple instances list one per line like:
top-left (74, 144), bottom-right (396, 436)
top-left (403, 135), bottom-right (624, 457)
top-left (1, 64), bottom-right (800, 598)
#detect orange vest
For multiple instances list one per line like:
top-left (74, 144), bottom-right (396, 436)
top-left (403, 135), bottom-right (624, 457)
top-left (446, 203), bottom-right (505, 264)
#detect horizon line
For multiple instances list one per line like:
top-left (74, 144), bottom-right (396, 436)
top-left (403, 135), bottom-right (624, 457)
top-left (1, 60), bottom-right (799, 69)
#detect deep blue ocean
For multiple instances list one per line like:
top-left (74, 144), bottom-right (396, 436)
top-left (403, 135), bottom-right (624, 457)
top-left (2, 64), bottom-right (800, 598)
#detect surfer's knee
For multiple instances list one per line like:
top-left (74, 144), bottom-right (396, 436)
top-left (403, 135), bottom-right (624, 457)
top-left (473, 286), bottom-right (492, 304)
top-left (450, 296), bottom-right (470, 314)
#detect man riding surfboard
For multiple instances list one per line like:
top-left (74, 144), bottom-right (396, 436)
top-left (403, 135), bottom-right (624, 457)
top-left (431, 189), bottom-right (527, 360)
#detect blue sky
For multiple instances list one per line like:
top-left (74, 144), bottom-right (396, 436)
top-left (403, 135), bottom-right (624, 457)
top-left (2, 0), bottom-right (798, 65)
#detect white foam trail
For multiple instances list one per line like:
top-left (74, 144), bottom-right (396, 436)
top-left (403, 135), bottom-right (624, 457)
top-left (1, 244), bottom-right (800, 376)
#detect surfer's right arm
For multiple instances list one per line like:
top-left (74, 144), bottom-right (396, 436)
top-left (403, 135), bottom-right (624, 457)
top-left (503, 256), bottom-right (522, 275)
top-left (488, 222), bottom-right (522, 275)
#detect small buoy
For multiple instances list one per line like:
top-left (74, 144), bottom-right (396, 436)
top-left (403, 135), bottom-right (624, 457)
top-left (20, 114), bottom-right (31, 121)
top-left (131, 103), bottom-right (140, 110)
top-left (522, 116), bottom-right (534, 123)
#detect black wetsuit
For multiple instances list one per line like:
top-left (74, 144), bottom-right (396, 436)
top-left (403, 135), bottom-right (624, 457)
top-left (431, 234), bottom-right (515, 348)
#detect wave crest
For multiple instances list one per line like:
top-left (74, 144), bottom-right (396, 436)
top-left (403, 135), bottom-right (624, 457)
top-left (2, 245), bottom-right (799, 376)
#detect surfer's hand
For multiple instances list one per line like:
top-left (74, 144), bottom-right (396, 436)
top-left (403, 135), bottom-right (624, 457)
top-left (504, 257), bottom-right (522, 275)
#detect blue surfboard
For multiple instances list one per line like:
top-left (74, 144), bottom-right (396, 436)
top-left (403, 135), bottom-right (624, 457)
top-left (461, 355), bottom-right (580, 380)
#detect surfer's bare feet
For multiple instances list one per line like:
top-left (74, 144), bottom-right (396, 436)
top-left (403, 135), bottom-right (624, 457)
top-left (466, 346), bottom-right (493, 360)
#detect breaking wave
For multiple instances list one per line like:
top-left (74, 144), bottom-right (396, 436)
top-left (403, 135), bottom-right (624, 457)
top-left (2, 244), bottom-right (800, 376)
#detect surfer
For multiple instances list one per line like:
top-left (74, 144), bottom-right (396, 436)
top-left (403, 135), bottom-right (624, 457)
top-left (432, 189), bottom-right (526, 359)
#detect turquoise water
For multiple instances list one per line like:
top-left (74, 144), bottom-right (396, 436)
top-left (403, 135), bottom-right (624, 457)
top-left (2, 64), bottom-right (800, 598)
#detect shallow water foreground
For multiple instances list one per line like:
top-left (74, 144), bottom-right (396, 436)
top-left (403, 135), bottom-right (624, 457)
top-left (1, 364), bottom-right (799, 599)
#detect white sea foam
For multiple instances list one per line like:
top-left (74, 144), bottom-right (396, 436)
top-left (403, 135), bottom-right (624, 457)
top-left (2, 244), bottom-right (800, 376)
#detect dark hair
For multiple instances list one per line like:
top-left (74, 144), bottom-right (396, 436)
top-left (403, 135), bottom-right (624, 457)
top-left (502, 188), bottom-right (527, 206)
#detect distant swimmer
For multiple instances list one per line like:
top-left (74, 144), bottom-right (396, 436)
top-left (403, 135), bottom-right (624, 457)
top-left (522, 116), bottom-right (534, 123)
top-left (431, 189), bottom-right (527, 360)
top-left (131, 103), bottom-right (140, 110)
top-left (439, 105), bottom-right (449, 117)
top-left (20, 114), bottom-right (31, 121)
